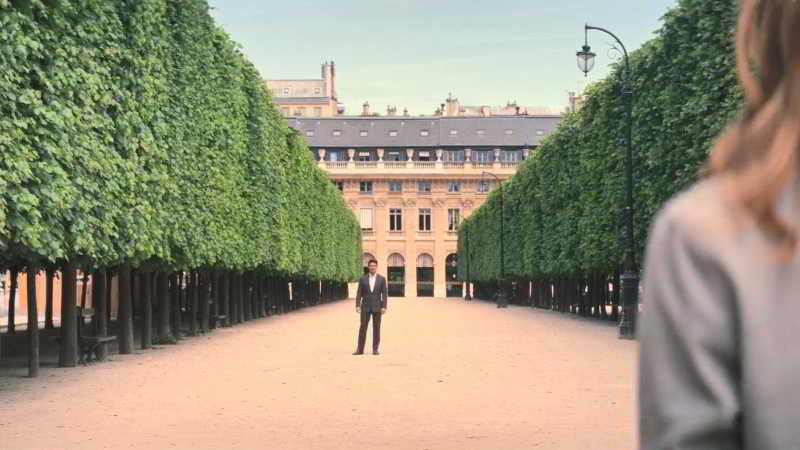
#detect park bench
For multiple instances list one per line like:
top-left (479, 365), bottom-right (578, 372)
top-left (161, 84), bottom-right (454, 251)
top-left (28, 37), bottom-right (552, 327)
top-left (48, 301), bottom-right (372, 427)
top-left (207, 299), bottom-right (226, 328)
top-left (210, 314), bottom-right (227, 328)
top-left (54, 307), bottom-right (117, 364)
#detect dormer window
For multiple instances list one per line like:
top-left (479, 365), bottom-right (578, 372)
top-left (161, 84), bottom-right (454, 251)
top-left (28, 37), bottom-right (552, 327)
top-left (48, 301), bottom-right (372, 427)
top-left (420, 130), bottom-right (430, 136)
top-left (389, 130), bottom-right (398, 137)
top-left (332, 130), bottom-right (342, 136)
top-left (449, 129), bottom-right (458, 136)
top-left (504, 129), bottom-right (514, 135)
top-left (360, 130), bottom-right (368, 137)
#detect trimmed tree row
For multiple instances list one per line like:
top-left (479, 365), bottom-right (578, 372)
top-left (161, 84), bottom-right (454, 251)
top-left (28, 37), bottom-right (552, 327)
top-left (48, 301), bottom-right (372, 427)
top-left (0, 0), bottom-right (361, 376)
top-left (458, 0), bottom-right (741, 316)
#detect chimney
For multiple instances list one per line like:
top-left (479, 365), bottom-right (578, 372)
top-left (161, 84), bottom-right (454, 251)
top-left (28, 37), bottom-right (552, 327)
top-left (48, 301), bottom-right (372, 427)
top-left (446, 93), bottom-right (459, 116)
top-left (362, 101), bottom-right (370, 116)
top-left (387, 105), bottom-right (397, 116)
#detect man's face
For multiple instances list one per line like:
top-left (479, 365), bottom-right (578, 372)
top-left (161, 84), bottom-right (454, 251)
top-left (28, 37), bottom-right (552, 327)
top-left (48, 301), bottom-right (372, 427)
top-left (368, 262), bottom-right (377, 275)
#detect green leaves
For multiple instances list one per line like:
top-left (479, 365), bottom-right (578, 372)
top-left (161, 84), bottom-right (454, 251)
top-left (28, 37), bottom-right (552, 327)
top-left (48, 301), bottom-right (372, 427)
top-left (0, 0), bottom-right (360, 281)
top-left (459, 0), bottom-right (741, 282)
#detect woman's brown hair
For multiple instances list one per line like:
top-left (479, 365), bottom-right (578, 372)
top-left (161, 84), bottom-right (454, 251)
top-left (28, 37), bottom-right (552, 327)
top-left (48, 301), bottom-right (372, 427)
top-left (709, 0), bottom-right (800, 256)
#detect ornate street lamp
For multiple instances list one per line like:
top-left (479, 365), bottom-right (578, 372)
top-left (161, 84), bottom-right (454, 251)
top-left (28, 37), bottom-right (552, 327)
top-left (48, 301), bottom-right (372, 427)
top-left (482, 171), bottom-right (508, 308)
top-left (464, 227), bottom-right (472, 301)
top-left (577, 24), bottom-right (638, 339)
top-left (576, 27), bottom-right (596, 76)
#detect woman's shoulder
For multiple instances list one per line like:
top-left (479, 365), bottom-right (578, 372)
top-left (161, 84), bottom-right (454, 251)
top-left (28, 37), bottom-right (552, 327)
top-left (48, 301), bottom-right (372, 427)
top-left (653, 176), bottom-right (745, 247)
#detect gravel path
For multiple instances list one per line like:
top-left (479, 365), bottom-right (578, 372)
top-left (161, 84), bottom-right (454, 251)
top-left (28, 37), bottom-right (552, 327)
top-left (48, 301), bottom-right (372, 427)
top-left (0, 297), bottom-right (636, 449)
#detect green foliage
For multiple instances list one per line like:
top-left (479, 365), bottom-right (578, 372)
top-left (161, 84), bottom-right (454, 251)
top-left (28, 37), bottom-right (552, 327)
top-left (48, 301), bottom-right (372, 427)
top-left (0, 0), bottom-right (361, 281)
top-left (459, 0), bottom-right (741, 282)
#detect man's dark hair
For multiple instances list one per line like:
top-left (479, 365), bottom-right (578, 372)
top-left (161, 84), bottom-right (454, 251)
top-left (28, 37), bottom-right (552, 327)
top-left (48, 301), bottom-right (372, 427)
top-left (368, 259), bottom-right (378, 266)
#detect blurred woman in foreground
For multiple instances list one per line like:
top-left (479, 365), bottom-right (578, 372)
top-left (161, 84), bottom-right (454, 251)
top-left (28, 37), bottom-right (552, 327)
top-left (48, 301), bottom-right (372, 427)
top-left (639, 0), bottom-right (800, 448)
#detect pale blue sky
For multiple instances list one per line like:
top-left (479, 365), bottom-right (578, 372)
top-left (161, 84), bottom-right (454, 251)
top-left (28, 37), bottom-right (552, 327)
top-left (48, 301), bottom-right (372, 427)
top-left (208, 0), bottom-right (677, 115)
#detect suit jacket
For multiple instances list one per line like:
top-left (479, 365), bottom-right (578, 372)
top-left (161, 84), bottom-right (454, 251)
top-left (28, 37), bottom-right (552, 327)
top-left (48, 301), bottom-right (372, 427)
top-left (640, 176), bottom-right (800, 449)
top-left (355, 274), bottom-right (388, 313)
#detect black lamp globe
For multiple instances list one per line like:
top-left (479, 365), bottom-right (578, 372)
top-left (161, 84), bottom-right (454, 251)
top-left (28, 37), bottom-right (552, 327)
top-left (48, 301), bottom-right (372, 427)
top-left (577, 44), bottom-right (596, 76)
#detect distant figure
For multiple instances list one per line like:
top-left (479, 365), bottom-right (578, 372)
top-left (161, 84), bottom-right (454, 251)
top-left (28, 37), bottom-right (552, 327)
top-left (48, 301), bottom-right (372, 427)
top-left (353, 259), bottom-right (388, 355)
top-left (640, 0), bottom-right (800, 448)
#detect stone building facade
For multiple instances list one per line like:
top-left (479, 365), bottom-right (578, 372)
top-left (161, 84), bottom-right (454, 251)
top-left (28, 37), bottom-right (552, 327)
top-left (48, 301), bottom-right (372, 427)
top-left (288, 114), bottom-right (562, 298)
top-left (266, 61), bottom-right (344, 117)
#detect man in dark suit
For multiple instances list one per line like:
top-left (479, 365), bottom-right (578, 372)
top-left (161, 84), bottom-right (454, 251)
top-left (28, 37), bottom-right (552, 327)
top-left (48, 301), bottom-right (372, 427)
top-left (353, 259), bottom-right (388, 355)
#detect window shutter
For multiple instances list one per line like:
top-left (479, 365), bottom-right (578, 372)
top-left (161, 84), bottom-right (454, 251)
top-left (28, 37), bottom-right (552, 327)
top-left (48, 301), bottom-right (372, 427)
top-left (360, 208), bottom-right (373, 230)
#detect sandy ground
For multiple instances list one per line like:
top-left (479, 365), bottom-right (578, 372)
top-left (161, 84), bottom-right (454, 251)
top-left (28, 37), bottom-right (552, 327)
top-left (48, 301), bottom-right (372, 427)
top-left (0, 298), bottom-right (637, 450)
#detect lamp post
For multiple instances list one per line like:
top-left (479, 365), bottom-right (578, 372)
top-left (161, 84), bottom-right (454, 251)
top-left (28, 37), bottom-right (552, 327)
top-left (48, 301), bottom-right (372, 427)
top-left (577, 24), bottom-right (638, 339)
top-left (482, 171), bottom-right (507, 308)
top-left (464, 225), bottom-right (472, 301)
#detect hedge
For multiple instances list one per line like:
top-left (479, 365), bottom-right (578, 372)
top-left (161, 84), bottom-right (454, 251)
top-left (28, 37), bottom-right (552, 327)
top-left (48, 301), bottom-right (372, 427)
top-left (458, 0), bottom-right (741, 314)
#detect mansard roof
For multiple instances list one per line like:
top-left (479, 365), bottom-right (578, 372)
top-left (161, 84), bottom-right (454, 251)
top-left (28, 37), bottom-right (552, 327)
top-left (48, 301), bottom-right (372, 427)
top-left (287, 115), bottom-right (562, 148)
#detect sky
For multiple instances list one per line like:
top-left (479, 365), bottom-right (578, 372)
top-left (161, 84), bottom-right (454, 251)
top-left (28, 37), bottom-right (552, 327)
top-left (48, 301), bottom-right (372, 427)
top-left (208, 0), bottom-right (678, 116)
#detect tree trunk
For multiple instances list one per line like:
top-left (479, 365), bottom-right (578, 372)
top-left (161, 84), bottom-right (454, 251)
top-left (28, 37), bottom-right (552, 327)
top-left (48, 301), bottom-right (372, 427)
top-left (59, 265), bottom-right (78, 367)
top-left (106, 269), bottom-right (114, 324)
top-left (241, 273), bottom-right (250, 322)
top-left (27, 266), bottom-right (40, 377)
top-left (140, 270), bottom-right (152, 350)
top-left (118, 266), bottom-right (134, 354)
top-left (8, 268), bottom-right (18, 334)
top-left (45, 269), bottom-right (55, 329)
top-left (211, 272), bottom-right (220, 329)
top-left (189, 271), bottom-right (199, 335)
top-left (222, 272), bottom-right (231, 327)
top-left (237, 273), bottom-right (245, 323)
top-left (157, 272), bottom-right (172, 344)
top-left (93, 270), bottom-right (109, 361)
top-left (199, 271), bottom-right (210, 333)
top-left (236, 273), bottom-right (244, 324)
top-left (172, 273), bottom-right (183, 341)
top-left (80, 271), bottom-right (89, 310)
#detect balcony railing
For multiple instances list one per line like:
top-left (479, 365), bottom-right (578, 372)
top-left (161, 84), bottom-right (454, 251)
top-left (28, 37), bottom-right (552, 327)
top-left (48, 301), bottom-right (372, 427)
top-left (443, 162), bottom-right (465, 169)
top-left (471, 162), bottom-right (494, 169)
top-left (319, 160), bottom-right (521, 171)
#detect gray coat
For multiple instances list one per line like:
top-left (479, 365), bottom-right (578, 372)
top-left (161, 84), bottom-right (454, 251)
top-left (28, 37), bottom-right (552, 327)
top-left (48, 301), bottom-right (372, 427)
top-left (640, 176), bottom-right (800, 449)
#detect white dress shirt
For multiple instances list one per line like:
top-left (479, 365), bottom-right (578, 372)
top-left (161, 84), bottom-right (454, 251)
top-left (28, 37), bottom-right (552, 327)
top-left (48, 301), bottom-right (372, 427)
top-left (368, 273), bottom-right (376, 292)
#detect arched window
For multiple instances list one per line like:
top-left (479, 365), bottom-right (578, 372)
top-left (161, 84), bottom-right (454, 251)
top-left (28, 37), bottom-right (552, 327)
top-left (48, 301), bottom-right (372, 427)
top-left (387, 253), bottom-right (405, 297)
top-left (445, 253), bottom-right (462, 297)
top-left (416, 253), bottom-right (434, 297)
top-left (417, 253), bottom-right (433, 268)
top-left (388, 253), bottom-right (405, 267)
